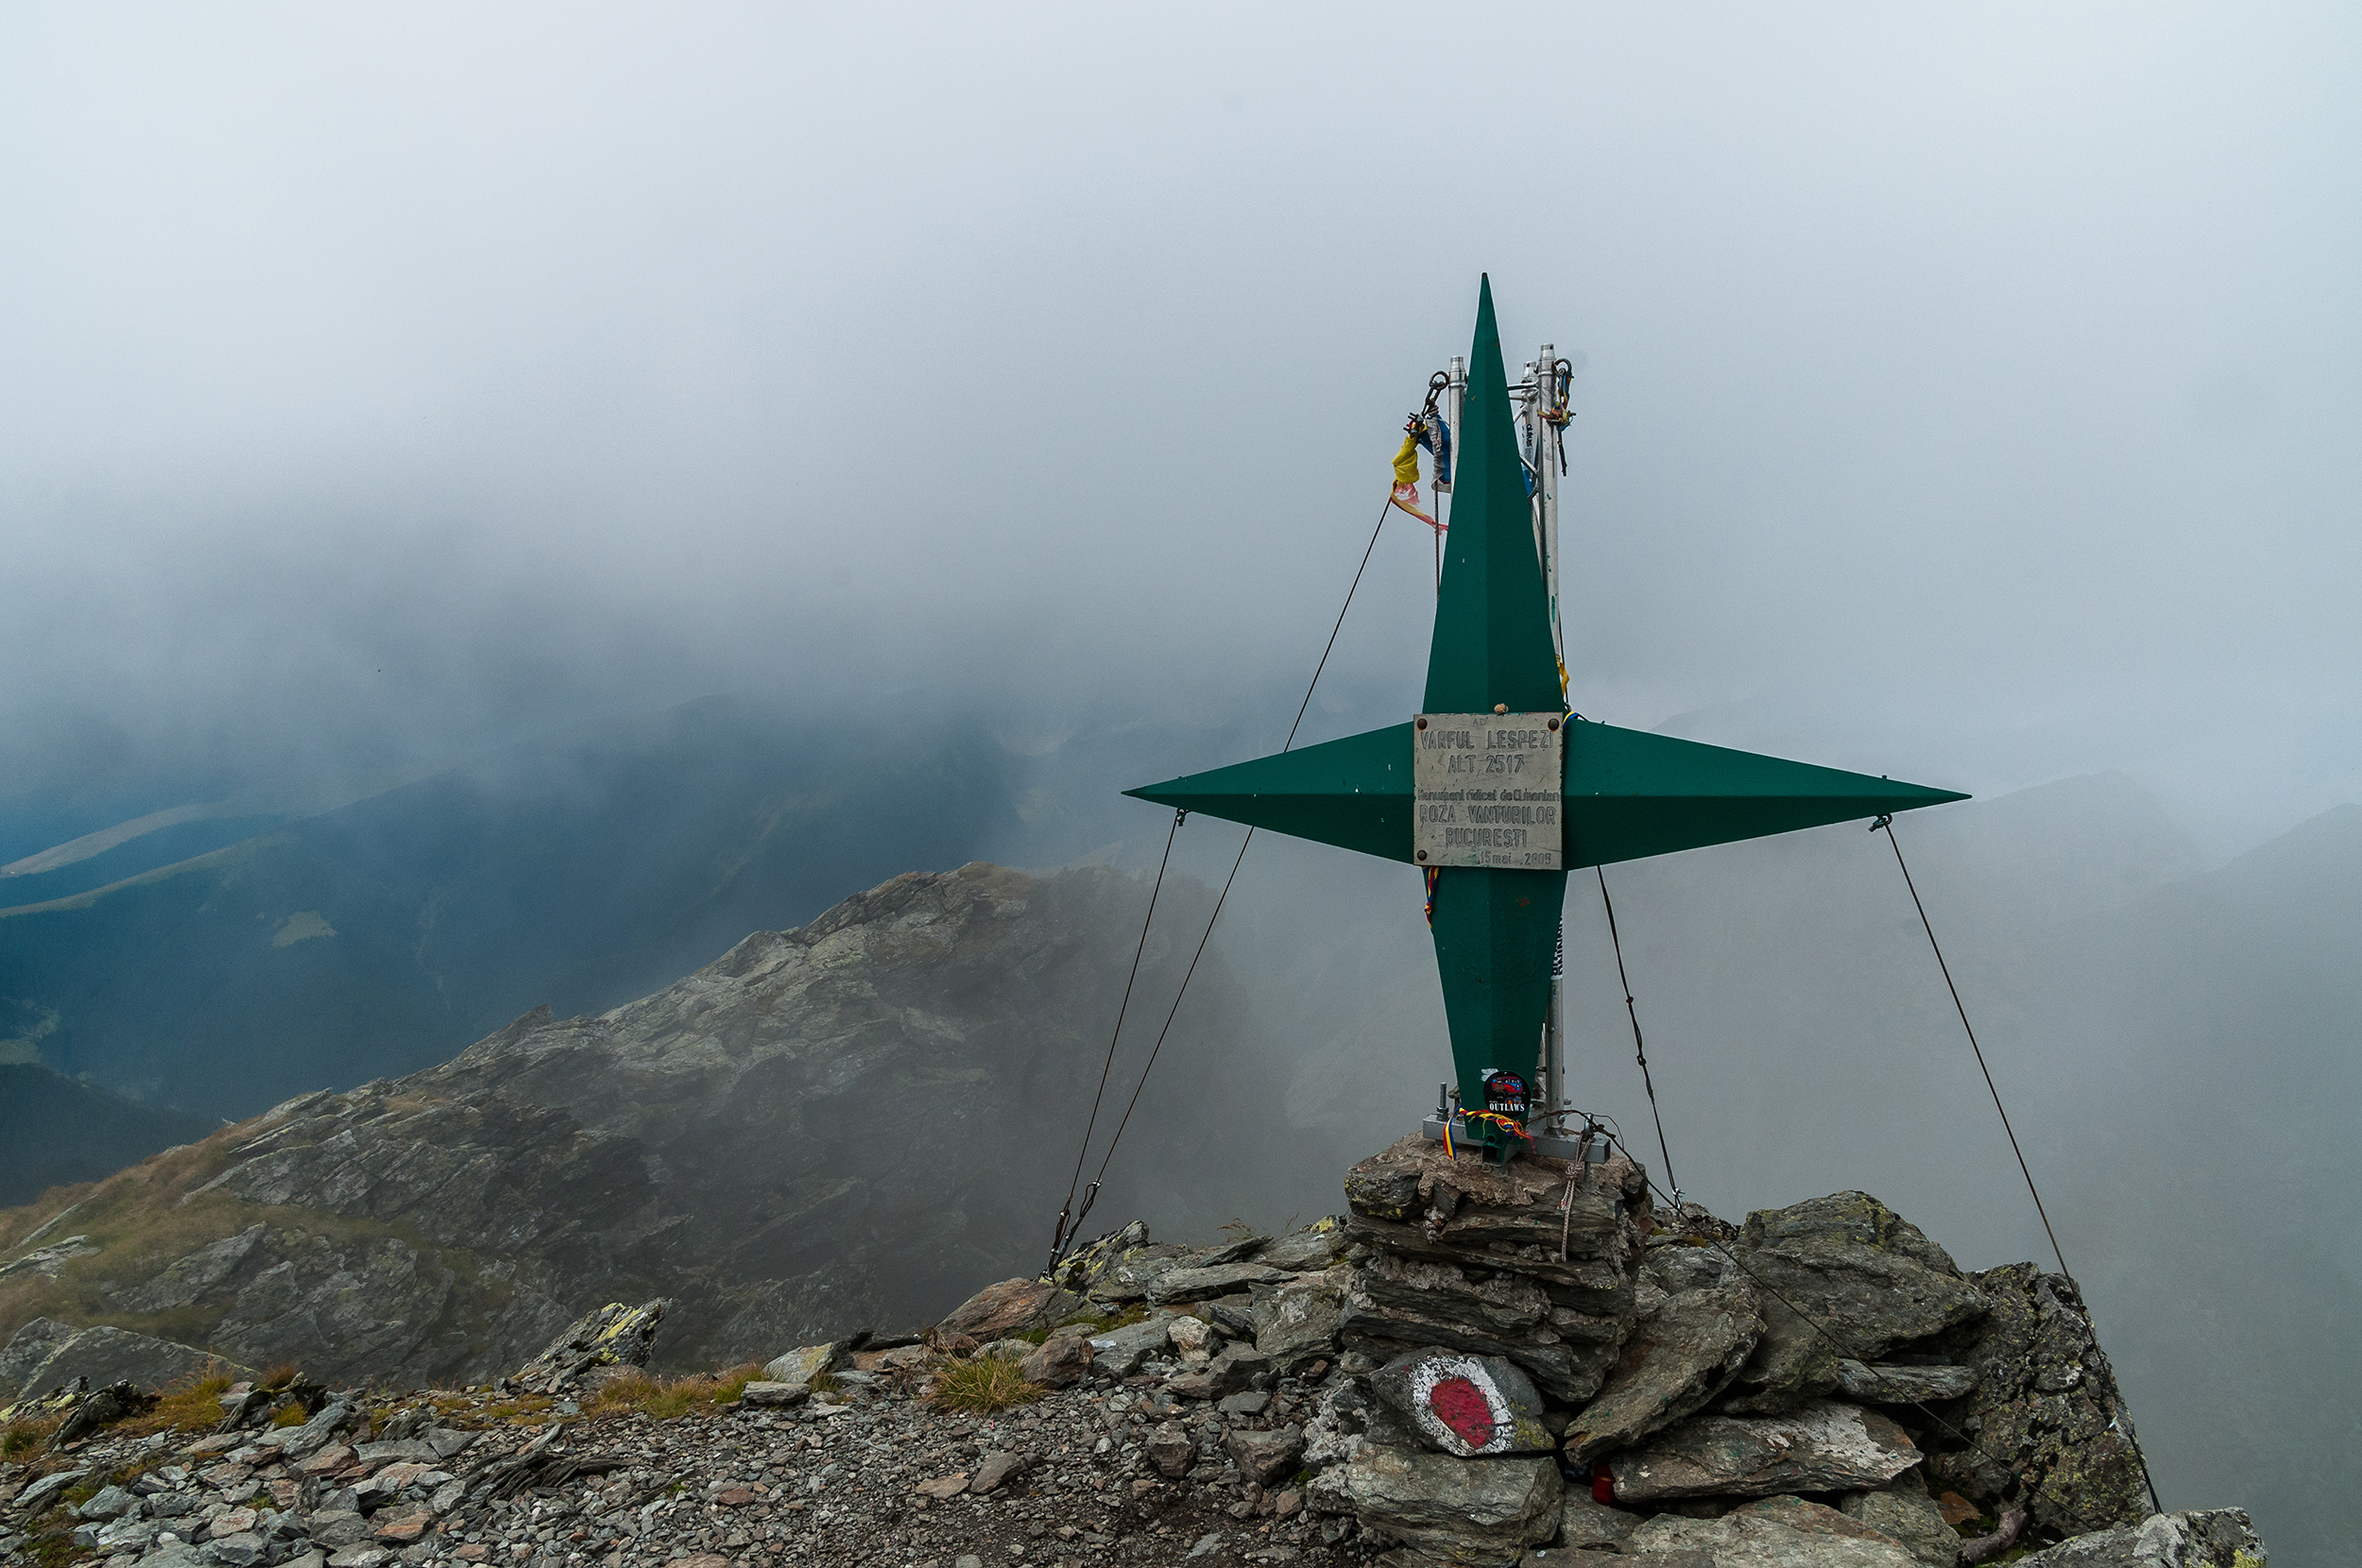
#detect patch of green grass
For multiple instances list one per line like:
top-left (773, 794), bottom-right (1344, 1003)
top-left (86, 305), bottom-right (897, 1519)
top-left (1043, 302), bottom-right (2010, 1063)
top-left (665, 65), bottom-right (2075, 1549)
top-left (930, 1356), bottom-right (1044, 1414)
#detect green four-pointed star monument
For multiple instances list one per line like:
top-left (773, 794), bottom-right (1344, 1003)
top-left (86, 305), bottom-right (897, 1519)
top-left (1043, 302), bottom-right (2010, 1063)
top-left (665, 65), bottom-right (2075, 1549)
top-left (1126, 277), bottom-right (1964, 1145)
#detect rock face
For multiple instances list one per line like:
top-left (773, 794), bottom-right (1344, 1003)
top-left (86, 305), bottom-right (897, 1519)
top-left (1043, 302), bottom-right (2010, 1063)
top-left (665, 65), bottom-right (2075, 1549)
top-left (1919, 1263), bottom-right (2152, 1537)
top-left (0, 1318), bottom-right (251, 1403)
top-left (1720, 1192), bottom-right (1988, 1413)
top-left (0, 863), bottom-right (1300, 1385)
top-left (2012, 1508), bottom-right (2266, 1568)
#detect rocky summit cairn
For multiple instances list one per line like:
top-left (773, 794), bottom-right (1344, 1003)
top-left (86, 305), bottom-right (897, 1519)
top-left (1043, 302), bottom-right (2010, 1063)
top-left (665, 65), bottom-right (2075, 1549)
top-left (1, 1138), bottom-right (2268, 1568)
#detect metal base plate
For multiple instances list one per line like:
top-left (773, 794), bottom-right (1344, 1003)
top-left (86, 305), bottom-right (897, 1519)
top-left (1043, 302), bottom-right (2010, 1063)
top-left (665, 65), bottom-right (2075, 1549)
top-left (1421, 1117), bottom-right (1610, 1164)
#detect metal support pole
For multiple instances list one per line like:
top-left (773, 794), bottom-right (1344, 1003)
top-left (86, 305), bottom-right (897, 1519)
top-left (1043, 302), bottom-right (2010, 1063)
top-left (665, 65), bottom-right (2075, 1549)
top-left (1543, 919), bottom-right (1566, 1116)
top-left (1534, 344), bottom-right (1564, 689)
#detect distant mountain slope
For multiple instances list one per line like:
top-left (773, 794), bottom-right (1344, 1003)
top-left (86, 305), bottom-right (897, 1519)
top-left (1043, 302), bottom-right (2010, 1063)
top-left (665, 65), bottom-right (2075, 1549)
top-left (0, 698), bottom-right (1039, 1120)
top-left (0, 861), bottom-right (1329, 1386)
top-left (0, 1063), bottom-right (212, 1206)
top-left (0, 689), bottom-right (1292, 1128)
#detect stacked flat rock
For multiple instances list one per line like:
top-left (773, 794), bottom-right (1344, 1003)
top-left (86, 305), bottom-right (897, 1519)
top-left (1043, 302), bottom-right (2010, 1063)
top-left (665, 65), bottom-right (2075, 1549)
top-left (1338, 1133), bottom-right (1648, 1405)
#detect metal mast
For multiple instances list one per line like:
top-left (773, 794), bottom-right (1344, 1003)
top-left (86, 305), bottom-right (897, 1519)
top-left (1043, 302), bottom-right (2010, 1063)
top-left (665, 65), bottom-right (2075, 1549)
top-left (1521, 345), bottom-right (1570, 1119)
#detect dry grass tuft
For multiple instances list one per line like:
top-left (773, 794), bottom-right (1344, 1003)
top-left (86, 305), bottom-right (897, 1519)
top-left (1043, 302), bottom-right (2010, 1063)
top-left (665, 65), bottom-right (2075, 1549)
top-left (117, 1370), bottom-right (236, 1439)
top-left (583, 1362), bottom-right (765, 1421)
top-left (930, 1355), bottom-right (1044, 1414)
top-left (0, 1414), bottom-right (61, 1458)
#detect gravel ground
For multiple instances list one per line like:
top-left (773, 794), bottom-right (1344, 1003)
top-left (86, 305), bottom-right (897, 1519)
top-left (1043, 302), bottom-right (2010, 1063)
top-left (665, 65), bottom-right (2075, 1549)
top-left (2, 1367), bottom-right (1382, 1568)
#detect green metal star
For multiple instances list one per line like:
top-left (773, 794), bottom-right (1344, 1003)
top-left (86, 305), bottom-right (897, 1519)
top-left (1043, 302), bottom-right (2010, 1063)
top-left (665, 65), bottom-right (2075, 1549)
top-left (1127, 278), bottom-right (1964, 1137)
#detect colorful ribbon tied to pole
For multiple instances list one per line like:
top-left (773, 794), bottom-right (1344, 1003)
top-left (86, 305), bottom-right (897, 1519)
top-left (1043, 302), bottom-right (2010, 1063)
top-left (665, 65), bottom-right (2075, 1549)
top-left (1391, 431), bottom-right (1444, 534)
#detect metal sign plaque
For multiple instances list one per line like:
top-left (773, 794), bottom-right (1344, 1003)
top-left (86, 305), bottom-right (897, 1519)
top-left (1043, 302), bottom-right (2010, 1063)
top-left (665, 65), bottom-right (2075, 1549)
top-left (1412, 712), bottom-right (1563, 869)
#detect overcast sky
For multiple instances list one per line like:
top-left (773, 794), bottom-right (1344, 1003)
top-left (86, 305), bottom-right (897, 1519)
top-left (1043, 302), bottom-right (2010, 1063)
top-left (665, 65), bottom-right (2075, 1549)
top-left (5, 4), bottom-right (2357, 856)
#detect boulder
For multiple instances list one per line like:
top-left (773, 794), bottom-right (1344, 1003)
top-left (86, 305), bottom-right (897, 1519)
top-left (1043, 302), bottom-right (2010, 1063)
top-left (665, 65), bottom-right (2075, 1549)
top-left (1557, 1493), bottom-right (1647, 1552)
top-left (1191, 1234), bottom-right (1277, 1267)
top-left (762, 1343), bottom-right (841, 1386)
top-left (1167, 1345), bottom-right (1269, 1401)
top-left (968, 1452), bottom-right (1026, 1494)
top-left (740, 1380), bottom-right (809, 1407)
top-left (1643, 1236), bottom-right (1741, 1296)
top-left (1224, 1424), bottom-right (1307, 1486)
top-left (1720, 1193), bottom-right (1987, 1413)
top-left (2013, 1508), bottom-right (2266, 1568)
top-left (1300, 1375), bottom-right (1426, 1468)
top-left (1258, 1219), bottom-right (1350, 1272)
top-left (1252, 1273), bottom-right (1345, 1366)
top-left (1167, 1314), bottom-right (1215, 1360)
top-left (1321, 1447), bottom-right (1563, 1566)
top-left (1018, 1334), bottom-right (1093, 1389)
top-left (1050, 1221), bottom-right (1153, 1292)
top-left (508, 1299), bottom-right (667, 1394)
top-left (353, 1438), bottom-right (438, 1468)
top-left (1613, 1399), bottom-right (1924, 1502)
top-left (1145, 1422), bottom-right (1194, 1478)
top-left (1203, 1294), bottom-right (1258, 1338)
top-left (75, 1486), bottom-right (143, 1521)
top-left (1146, 1263), bottom-right (1293, 1304)
top-left (15, 1467), bottom-right (91, 1513)
top-left (1838, 1360), bottom-right (1979, 1403)
top-left (937, 1279), bottom-right (1082, 1341)
top-left (1733, 1493), bottom-right (1926, 1547)
top-left (1918, 1263), bottom-right (2150, 1536)
top-left (1077, 1246), bottom-right (1194, 1305)
top-left (1840, 1480), bottom-right (1963, 1568)
top-left (1632, 1510), bottom-right (1921, 1568)
top-left (53, 1379), bottom-right (159, 1444)
top-left (1565, 1278), bottom-right (1761, 1462)
top-left (210, 1531), bottom-right (269, 1565)
top-left (1368, 1349), bottom-right (1554, 1457)
top-left (1086, 1314), bottom-right (1173, 1376)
